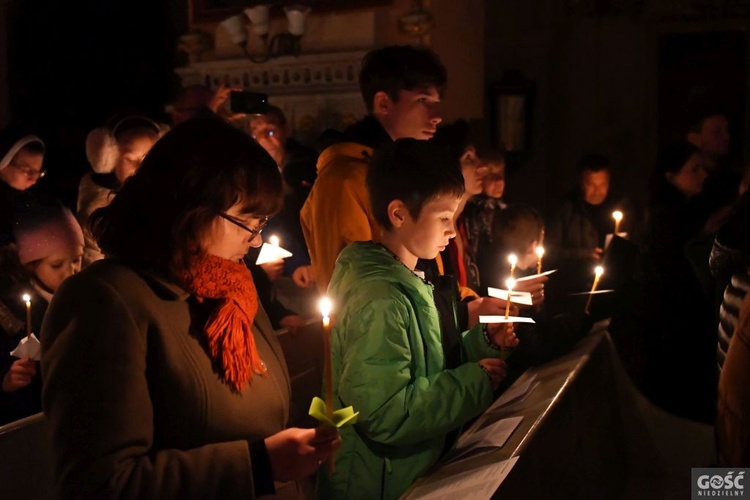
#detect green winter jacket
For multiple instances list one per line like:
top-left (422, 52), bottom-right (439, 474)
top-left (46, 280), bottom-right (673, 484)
top-left (317, 241), bottom-right (497, 500)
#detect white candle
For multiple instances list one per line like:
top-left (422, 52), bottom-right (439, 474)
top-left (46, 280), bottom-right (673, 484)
top-left (319, 297), bottom-right (333, 418)
top-left (504, 278), bottom-right (516, 319)
top-left (508, 254), bottom-right (518, 278)
top-left (584, 266), bottom-right (605, 314)
top-left (612, 211), bottom-right (623, 234)
top-left (22, 294), bottom-right (31, 338)
top-left (535, 246), bottom-right (545, 274)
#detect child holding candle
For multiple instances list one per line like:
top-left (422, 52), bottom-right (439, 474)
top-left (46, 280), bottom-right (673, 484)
top-left (483, 204), bottom-right (594, 374)
top-left (318, 139), bottom-right (518, 500)
top-left (0, 199), bottom-right (84, 424)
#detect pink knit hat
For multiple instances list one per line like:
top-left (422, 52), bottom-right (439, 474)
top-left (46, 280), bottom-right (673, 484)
top-left (13, 201), bottom-right (85, 265)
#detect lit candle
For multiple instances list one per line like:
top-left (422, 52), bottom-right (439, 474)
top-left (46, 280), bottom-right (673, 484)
top-left (504, 278), bottom-right (515, 319)
top-left (22, 294), bottom-right (31, 339)
top-left (319, 297), bottom-right (334, 472)
top-left (584, 266), bottom-right (604, 314)
top-left (536, 246), bottom-right (545, 275)
top-left (319, 297), bottom-right (333, 419)
top-left (508, 253), bottom-right (518, 279)
top-left (269, 235), bottom-right (280, 247)
top-left (612, 211), bottom-right (623, 234)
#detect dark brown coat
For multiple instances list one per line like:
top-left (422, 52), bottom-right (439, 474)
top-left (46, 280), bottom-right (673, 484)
top-left (41, 259), bottom-right (292, 499)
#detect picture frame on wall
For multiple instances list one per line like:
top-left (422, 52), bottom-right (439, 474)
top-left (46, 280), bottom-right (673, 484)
top-left (490, 71), bottom-right (534, 153)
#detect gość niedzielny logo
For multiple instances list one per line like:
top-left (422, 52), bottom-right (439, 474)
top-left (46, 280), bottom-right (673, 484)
top-left (695, 470), bottom-right (745, 497)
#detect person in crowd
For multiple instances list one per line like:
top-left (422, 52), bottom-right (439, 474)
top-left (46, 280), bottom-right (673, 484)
top-left (466, 150), bottom-right (507, 251)
top-left (717, 290), bottom-right (750, 466)
top-left (169, 83), bottom-right (238, 126)
top-left (416, 121), bottom-right (543, 334)
top-left (469, 150), bottom-right (508, 291)
top-left (77, 115), bottom-right (162, 266)
top-left (685, 107), bottom-right (741, 231)
top-left (711, 186), bottom-right (750, 372)
top-left (0, 130), bottom-right (46, 244)
top-left (249, 106), bottom-right (318, 307)
top-left (644, 142), bottom-right (715, 423)
top-left (41, 116), bottom-right (340, 499)
top-left (430, 120), bottom-right (486, 294)
top-left (243, 248), bottom-right (308, 333)
top-left (546, 154), bottom-right (630, 294)
top-left (0, 199), bottom-right (83, 425)
top-left (317, 139), bottom-right (517, 500)
top-left (483, 204), bottom-right (593, 374)
top-left (300, 45), bottom-right (445, 293)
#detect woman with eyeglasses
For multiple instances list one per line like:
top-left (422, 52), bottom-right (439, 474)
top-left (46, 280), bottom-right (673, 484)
top-left (41, 116), bottom-right (341, 499)
top-left (0, 130), bottom-right (46, 244)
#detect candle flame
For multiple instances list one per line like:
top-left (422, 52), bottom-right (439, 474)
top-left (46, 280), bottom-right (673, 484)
top-left (269, 235), bottom-right (280, 247)
top-left (319, 297), bottom-right (332, 319)
top-left (595, 266), bottom-right (604, 277)
top-left (535, 246), bottom-right (545, 258)
top-left (506, 277), bottom-right (516, 291)
top-left (508, 254), bottom-right (518, 266)
top-left (22, 294), bottom-right (30, 303)
top-left (612, 211), bottom-right (623, 222)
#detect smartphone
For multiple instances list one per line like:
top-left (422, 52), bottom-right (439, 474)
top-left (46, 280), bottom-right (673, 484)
top-left (229, 91), bottom-right (269, 115)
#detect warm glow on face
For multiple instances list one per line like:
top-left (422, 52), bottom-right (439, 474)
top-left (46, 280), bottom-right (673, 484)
top-left (319, 297), bottom-right (332, 319)
top-left (269, 235), bottom-right (280, 247)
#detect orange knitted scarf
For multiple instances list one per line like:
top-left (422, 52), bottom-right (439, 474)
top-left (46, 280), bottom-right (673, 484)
top-left (182, 254), bottom-right (266, 392)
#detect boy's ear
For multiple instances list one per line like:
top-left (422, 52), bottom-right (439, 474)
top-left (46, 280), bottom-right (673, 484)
top-left (372, 91), bottom-right (392, 118)
top-left (387, 200), bottom-right (407, 227)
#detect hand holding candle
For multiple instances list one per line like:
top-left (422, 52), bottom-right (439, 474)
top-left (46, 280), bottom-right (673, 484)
top-left (612, 211), bottom-right (623, 234)
top-left (508, 253), bottom-right (517, 279)
top-left (584, 266), bottom-right (604, 314)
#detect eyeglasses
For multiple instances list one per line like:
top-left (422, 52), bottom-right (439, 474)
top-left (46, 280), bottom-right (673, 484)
top-left (9, 163), bottom-right (46, 179)
top-left (216, 212), bottom-right (271, 238)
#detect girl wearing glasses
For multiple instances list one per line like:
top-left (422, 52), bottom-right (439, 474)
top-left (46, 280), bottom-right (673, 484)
top-left (41, 116), bottom-right (340, 499)
top-left (0, 130), bottom-right (46, 244)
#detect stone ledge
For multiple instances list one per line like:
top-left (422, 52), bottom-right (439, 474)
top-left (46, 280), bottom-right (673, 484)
top-left (175, 50), bottom-right (367, 95)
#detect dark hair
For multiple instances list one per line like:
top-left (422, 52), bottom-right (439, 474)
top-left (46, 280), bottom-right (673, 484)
top-left (431, 119), bottom-right (473, 163)
top-left (687, 103), bottom-right (728, 134)
top-left (260, 105), bottom-right (287, 127)
top-left (368, 139), bottom-right (464, 231)
top-left (578, 153), bottom-right (610, 174)
top-left (360, 45), bottom-right (447, 113)
top-left (490, 204), bottom-right (544, 255)
top-left (91, 116), bottom-right (283, 278)
top-left (656, 142), bottom-right (700, 176)
top-left (112, 116), bottom-right (161, 142)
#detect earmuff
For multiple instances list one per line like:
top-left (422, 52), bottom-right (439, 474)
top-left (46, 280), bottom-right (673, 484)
top-left (85, 116), bottom-right (168, 174)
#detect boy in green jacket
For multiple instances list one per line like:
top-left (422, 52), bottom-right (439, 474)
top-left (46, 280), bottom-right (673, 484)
top-left (318, 139), bottom-right (518, 499)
